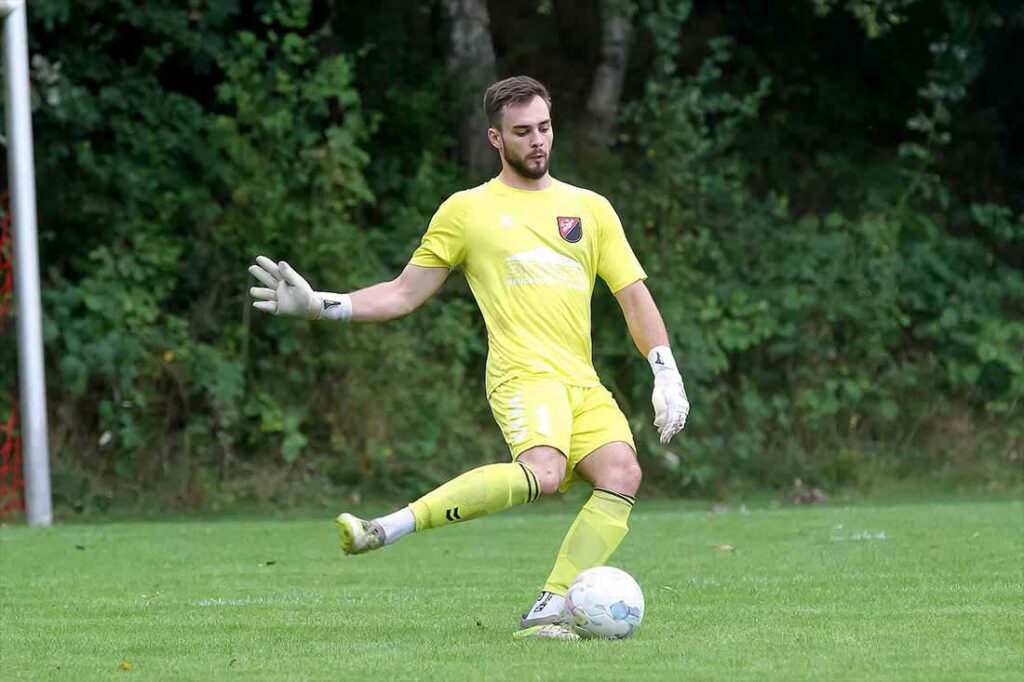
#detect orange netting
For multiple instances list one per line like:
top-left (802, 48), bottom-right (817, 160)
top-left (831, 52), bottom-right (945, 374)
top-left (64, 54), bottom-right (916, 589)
top-left (0, 191), bottom-right (24, 514)
top-left (0, 407), bottom-right (22, 514)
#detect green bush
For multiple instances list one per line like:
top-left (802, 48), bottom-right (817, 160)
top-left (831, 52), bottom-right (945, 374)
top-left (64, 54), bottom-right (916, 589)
top-left (2, 0), bottom-right (1017, 511)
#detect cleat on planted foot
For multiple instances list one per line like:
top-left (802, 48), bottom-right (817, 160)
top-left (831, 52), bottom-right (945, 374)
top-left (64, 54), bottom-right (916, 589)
top-left (335, 513), bottom-right (384, 555)
top-left (519, 591), bottom-right (567, 629)
top-left (512, 623), bottom-right (581, 641)
top-left (519, 610), bottom-right (565, 629)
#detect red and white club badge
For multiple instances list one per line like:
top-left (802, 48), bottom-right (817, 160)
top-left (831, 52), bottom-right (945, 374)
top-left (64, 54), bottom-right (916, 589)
top-left (557, 216), bottom-right (583, 243)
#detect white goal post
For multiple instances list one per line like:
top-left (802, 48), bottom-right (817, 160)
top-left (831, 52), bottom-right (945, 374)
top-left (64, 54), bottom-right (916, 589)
top-left (3, 0), bottom-right (52, 526)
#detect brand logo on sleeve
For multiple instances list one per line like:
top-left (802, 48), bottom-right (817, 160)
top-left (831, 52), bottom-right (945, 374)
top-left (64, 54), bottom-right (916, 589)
top-left (556, 216), bottom-right (583, 243)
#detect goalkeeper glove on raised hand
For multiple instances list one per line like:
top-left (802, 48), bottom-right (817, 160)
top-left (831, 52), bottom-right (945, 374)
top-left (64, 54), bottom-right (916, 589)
top-left (248, 255), bottom-right (352, 320)
top-left (648, 345), bottom-right (689, 445)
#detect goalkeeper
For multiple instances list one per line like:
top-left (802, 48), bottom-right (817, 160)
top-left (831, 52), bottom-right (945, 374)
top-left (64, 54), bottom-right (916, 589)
top-left (249, 76), bottom-right (689, 640)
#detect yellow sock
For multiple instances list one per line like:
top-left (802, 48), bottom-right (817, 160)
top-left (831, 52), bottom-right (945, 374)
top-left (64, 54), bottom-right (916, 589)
top-left (409, 462), bottom-right (540, 531)
top-left (542, 488), bottom-right (635, 595)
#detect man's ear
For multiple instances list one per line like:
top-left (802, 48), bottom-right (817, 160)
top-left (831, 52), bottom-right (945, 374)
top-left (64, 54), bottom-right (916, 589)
top-left (487, 127), bottom-right (502, 151)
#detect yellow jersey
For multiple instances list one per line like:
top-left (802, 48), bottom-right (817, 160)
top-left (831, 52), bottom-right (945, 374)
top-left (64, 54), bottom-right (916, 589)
top-left (410, 178), bottom-right (647, 395)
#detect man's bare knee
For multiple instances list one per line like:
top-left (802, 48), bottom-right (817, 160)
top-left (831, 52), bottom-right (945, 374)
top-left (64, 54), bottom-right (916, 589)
top-left (577, 444), bottom-right (643, 497)
top-left (591, 459), bottom-right (642, 496)
top-left (518, 447), bottom-right (567, 495)
top-left (614, 459), bottom-right (643, 495)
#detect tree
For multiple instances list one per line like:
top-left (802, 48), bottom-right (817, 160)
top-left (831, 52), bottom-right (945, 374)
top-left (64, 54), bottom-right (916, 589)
top-left (443, 0), bottom-right (498, 179)
top-left (582, 0), bottom-right (637, 147)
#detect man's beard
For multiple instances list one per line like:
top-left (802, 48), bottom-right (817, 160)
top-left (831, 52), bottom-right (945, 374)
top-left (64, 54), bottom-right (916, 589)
top-left (506, 148), bottom-right (549, 180)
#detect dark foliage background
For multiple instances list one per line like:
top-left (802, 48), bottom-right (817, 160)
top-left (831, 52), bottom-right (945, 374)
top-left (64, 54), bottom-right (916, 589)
top-left (2, 0), bottom-right (1020, 511)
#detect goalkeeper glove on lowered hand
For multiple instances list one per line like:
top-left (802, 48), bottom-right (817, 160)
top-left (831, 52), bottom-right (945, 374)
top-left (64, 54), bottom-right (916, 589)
top-left (248, 255), bottom-right (352, 320)
top-left (648, 345), bottom-right (690, 445)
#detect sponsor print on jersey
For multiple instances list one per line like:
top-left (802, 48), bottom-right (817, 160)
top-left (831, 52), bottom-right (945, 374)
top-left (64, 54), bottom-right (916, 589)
top-left (504, 248), bottom-right (588, 291)
top-left (557, 216), bottom-right (583, 243)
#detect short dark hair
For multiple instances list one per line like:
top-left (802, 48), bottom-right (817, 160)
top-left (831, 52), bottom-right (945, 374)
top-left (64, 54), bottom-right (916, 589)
top-left (483, 76), bottom-right (552, 129)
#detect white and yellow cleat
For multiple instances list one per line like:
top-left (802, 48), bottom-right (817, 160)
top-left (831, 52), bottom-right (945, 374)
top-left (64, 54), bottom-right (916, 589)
top-left (335, 513), bottom-right (385, 555)
top-left (512, 623), bottom-right (582, 641)
top-left (519, 591), bottom-right (566, 629)
top-left (515, 591), bottom-right (576, 639)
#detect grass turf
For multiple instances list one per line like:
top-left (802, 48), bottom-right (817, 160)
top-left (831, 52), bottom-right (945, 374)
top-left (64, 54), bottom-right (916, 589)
top-left (1, 497), bottom-right (1022, 680)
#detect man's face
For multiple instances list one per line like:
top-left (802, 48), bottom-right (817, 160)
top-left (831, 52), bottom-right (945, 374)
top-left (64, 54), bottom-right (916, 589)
top-left (490, 95), bottom-right (553, 180)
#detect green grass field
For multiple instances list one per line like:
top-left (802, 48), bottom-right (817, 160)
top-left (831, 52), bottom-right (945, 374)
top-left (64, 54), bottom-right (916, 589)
top-left (2, 497), bottom-right (1022, 680)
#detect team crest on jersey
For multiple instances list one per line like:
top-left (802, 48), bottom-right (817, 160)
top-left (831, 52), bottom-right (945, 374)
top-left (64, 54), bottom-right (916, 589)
top-left (557, 216), bottom-right (583, 243)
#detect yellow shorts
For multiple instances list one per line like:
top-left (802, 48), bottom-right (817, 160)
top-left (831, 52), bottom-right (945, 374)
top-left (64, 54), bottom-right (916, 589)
top-left (488, 377), bottom-right (636, 492)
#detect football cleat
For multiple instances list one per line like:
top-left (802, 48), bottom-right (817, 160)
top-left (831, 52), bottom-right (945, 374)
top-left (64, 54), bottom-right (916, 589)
top-left (512, 623), bottom-right (582, 641)
top-left (335, 513), bottom-right (385, 555)
top-left (519, 591), bottom-right (568, 629)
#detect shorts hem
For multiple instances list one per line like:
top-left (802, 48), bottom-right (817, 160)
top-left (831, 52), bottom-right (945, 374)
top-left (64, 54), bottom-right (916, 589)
top-left (509, 441), bottom-right (568, 461)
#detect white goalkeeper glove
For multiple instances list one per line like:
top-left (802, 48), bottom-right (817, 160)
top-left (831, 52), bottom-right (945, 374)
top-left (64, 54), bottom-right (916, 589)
top-left (649, 345), bottom-right (690, 445)
top-left (248, 255), bottom-right (352, 320)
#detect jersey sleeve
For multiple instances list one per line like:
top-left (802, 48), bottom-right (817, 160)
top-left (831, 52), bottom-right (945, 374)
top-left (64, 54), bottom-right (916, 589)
top-left (594, 195), bottom-right (647, 293)
top-left (410, 195), bottom-right (467, 269)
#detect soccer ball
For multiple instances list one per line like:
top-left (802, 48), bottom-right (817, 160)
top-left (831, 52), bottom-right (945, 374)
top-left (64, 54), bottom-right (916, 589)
top-left (565, 566), bottom-right (645, 639)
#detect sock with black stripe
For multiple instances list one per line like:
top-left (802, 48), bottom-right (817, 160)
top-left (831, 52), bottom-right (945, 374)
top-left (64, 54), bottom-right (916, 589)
top-left (541, 488), bottom-right (635, 595)
top-left (409, 462), bottom-right (540, 532)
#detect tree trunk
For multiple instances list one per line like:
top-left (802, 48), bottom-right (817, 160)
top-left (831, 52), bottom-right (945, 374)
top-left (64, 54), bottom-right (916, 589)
top-left (582, 0), bottom-right (635, 148)
top-left (443, 0), bottom-right (498, 180)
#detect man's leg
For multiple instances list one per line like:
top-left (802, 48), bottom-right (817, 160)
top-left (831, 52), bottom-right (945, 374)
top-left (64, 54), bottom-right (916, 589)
top-left (337, 446), bottom-right (566, 554)
top-left (544, 442), bottom-right (641, 592)
top-left (409, 445), bottom-right (564, 529)
top-left (520, 442), bottom-right (641, 628)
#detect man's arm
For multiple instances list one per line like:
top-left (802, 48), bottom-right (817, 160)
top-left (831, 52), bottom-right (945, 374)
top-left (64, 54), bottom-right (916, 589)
top-left (614, 280), bottom-right (690, 444)
top-left (249, 256), bottom-right (449, 322)
top-left (613, 280), bottom-right (669, 355)
top-left (348, 263), bottom-right (449, 321)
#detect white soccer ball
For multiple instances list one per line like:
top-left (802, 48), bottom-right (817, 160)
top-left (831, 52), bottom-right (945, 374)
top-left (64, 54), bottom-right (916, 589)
top-left (565, 566), bottom-right (645, 639)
